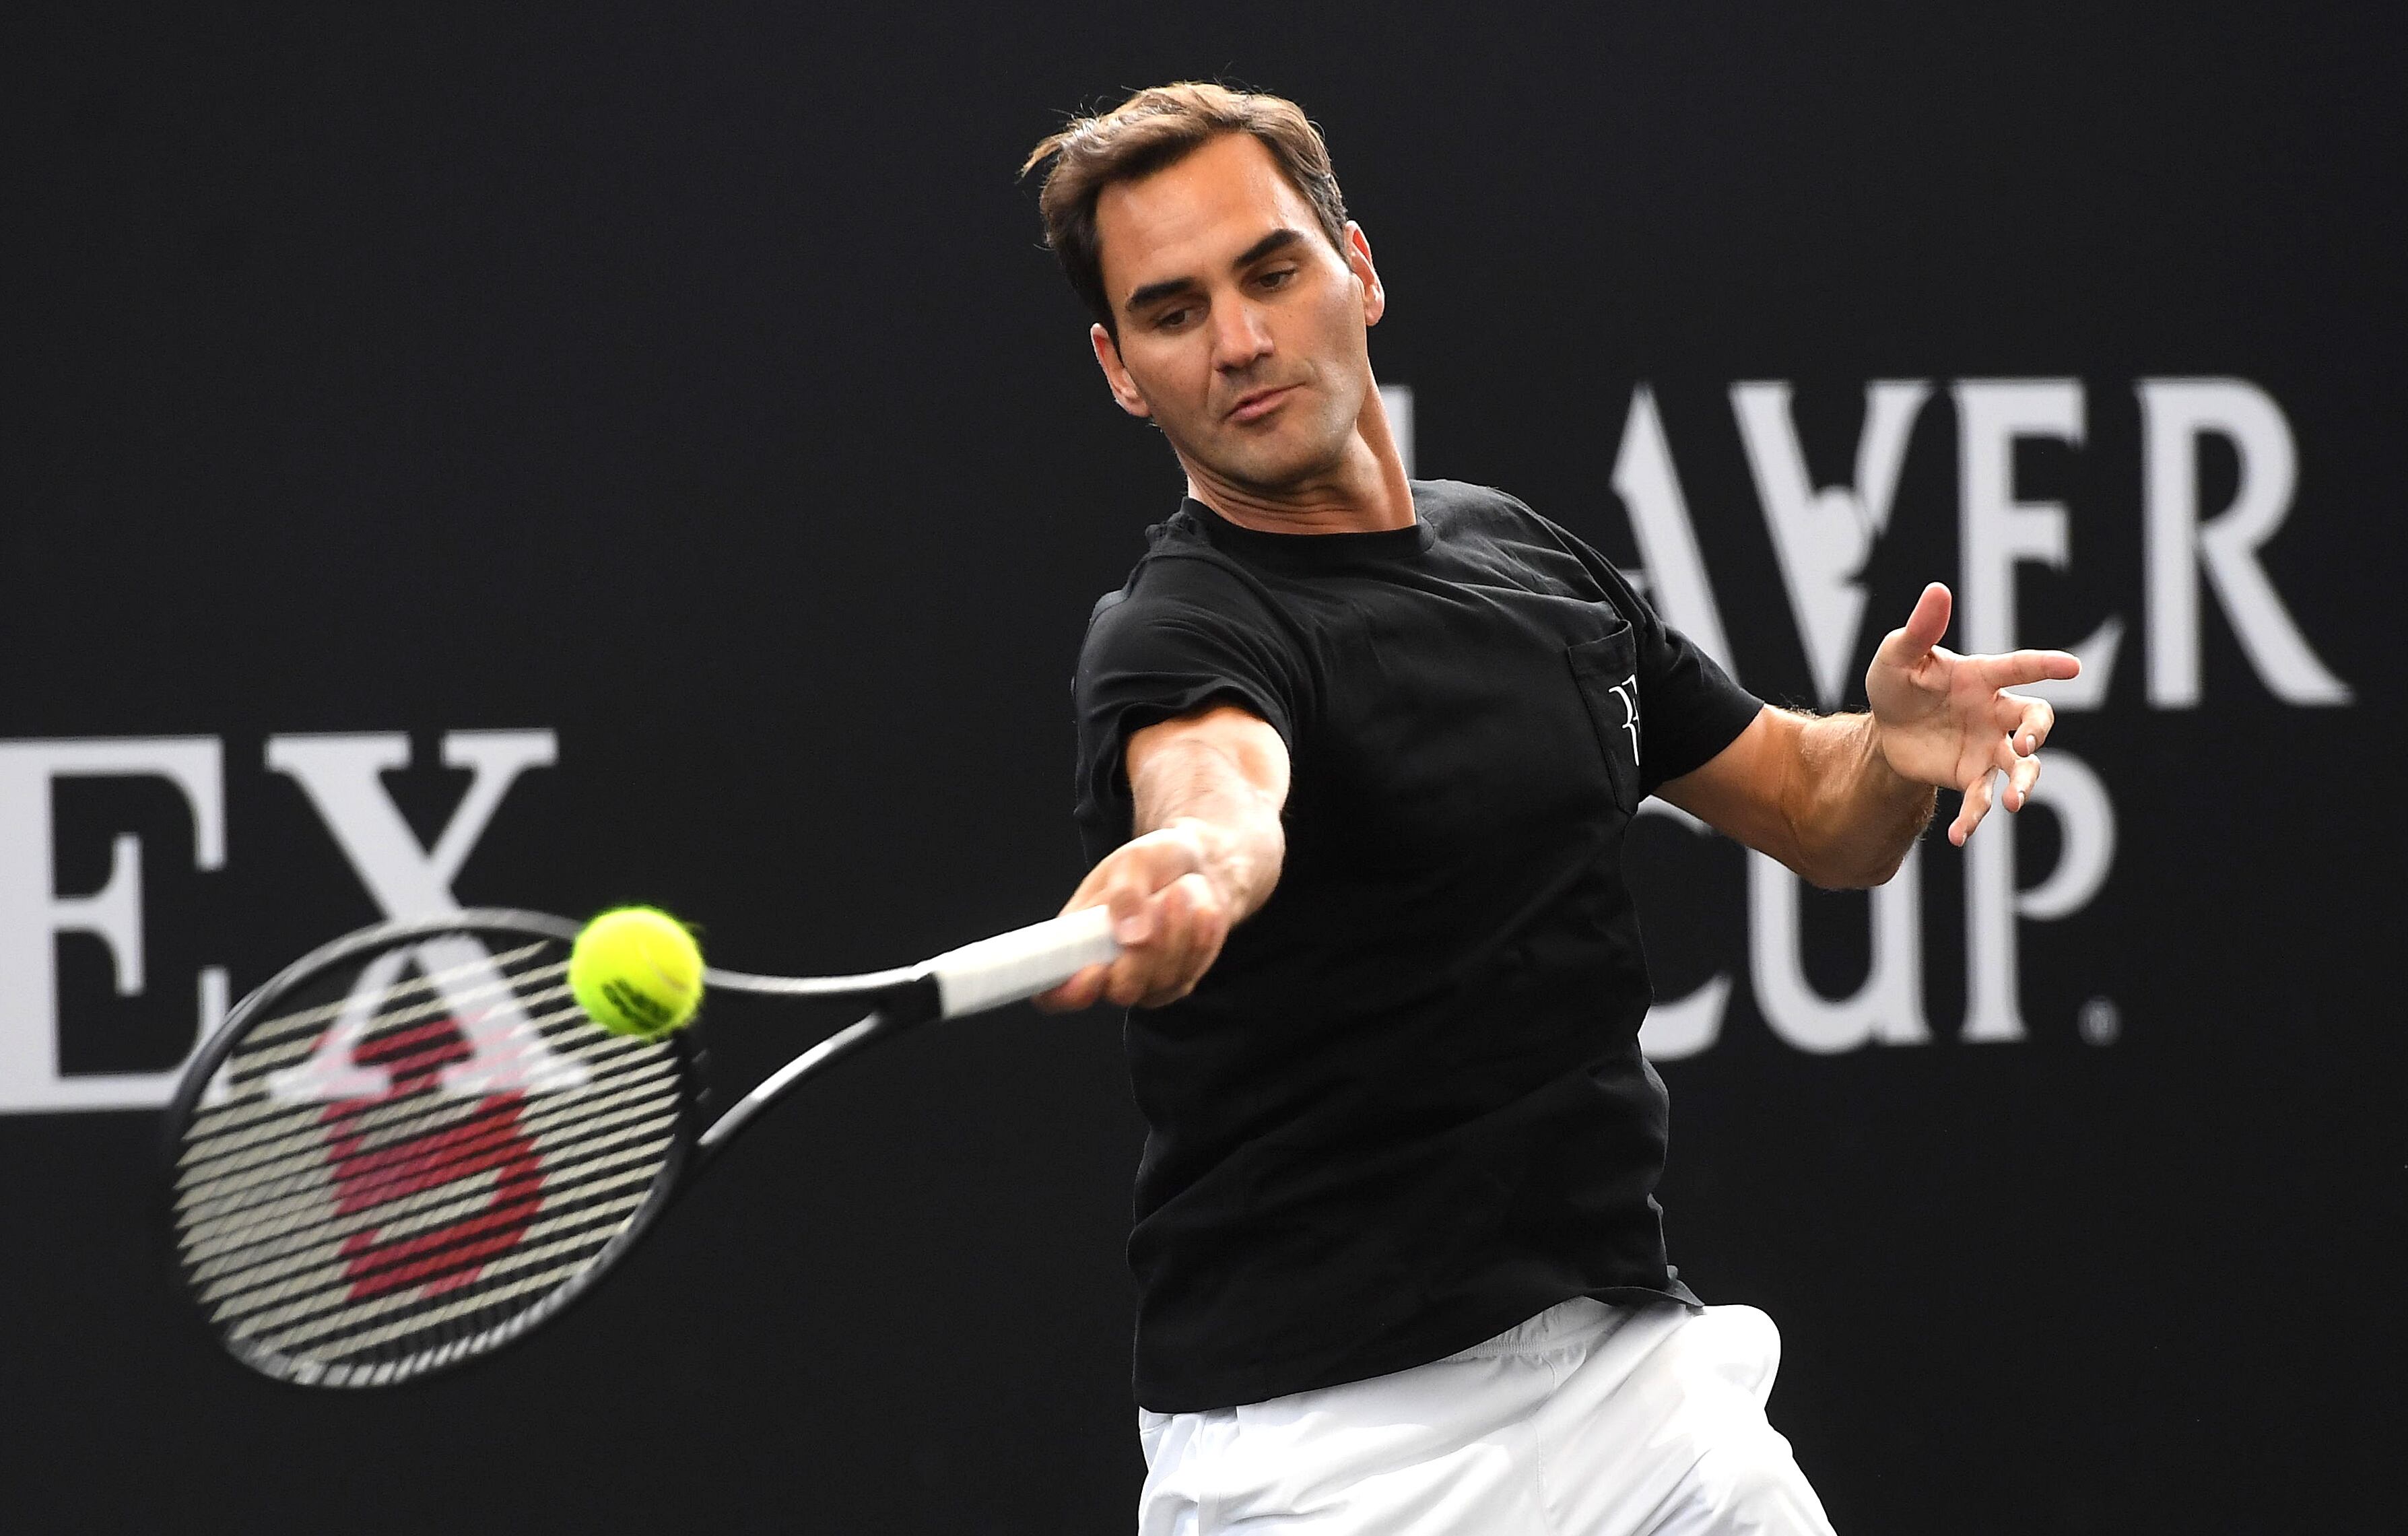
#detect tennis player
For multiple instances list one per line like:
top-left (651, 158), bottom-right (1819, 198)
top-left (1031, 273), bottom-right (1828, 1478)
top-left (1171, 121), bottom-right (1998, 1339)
top-left (1026, 84), bottom-right (2076, 1535)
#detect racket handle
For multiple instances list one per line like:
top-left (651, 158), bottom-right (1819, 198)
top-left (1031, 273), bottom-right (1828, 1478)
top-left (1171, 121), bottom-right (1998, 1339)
top-left (929, 906), bottom-right (1120, 1018)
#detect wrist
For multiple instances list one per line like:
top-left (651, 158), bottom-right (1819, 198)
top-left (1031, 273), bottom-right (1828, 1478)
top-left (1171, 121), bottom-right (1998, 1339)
top-left (1859, 712), bottom-right (1915, 789)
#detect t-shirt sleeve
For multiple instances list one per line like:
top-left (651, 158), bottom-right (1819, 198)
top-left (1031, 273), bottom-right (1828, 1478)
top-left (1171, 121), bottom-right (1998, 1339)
top-left (1533, 513), bottom-right (1764, 796)
top-left (1072, 556), bottom-right (1306, 852)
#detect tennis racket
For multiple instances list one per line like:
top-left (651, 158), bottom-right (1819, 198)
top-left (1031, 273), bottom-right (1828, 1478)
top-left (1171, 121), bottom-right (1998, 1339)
top-left (160, 904), bottom-right (1118, 1389)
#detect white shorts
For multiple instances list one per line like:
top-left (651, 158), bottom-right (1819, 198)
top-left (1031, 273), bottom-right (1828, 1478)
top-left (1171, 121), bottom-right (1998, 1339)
top-left (1137, 1298), bottom-right (1836, 1535)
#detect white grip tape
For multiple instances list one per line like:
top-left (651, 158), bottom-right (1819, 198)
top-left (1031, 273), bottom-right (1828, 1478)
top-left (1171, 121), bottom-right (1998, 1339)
top-left (929, 906), bottom-right (1121, 1019)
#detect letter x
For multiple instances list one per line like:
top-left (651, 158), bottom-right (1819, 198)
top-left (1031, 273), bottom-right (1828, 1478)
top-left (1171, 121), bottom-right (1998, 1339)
top-left (261, 731), bottom-right (583, 1100)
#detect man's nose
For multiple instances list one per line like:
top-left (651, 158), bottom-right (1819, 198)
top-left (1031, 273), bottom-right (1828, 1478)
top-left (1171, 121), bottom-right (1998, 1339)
top-left (1210, 297), bottom-right (1274, 371)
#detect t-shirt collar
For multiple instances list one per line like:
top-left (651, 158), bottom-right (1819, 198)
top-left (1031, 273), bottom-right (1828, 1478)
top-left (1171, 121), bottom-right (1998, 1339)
top-left (1178, 492), bottom-right (1435, 566)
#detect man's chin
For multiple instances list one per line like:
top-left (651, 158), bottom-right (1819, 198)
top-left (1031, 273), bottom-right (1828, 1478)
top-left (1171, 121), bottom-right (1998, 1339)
top-left (1183, 430), bottom-right (1350, 499)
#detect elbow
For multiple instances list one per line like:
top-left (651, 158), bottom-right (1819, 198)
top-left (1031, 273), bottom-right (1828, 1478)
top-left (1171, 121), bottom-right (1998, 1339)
top-left (1772, 805), bottom-right (1887, 892)
top-left (1790, 857), bottom-right (1869, 893)
top-left (1789, 830), bottom-right (1914, 892)
top-left (1815, 845), bottom-right (1910, 891)
top-left (1781, 774), bottom-right (1934, 890)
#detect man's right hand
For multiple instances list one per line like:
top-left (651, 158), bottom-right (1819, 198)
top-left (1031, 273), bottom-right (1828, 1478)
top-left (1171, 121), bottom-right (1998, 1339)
top-left (1036, 704), bottom-right (1290, 1012)
top-left (1037, 822), bottom-right (1235, 1010)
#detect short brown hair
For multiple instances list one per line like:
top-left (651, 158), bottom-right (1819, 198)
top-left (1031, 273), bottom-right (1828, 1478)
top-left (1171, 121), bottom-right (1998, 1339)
top-left (1022, 83), bottom-right (1350, 336)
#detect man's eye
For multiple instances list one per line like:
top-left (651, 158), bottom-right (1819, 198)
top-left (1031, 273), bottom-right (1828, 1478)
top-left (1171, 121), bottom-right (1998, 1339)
top-left (1258, 267), bottom-right (1298, 289)
top-left (1157, 306), bottom-right (1197, 329)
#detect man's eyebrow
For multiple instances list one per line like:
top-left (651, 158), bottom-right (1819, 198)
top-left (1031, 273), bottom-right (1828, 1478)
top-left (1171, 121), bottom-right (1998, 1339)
top-left (1232, 227), bottom-right (1306, 268)
top-left (1121, 228), bottom-right (1312, 315)
top-left (1125, 273), bottom-right (1201, 314)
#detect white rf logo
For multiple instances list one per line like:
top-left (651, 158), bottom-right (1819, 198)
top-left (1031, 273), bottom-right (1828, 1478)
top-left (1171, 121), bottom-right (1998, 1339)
top-left (1608, 675), bottom-right (1640, 766)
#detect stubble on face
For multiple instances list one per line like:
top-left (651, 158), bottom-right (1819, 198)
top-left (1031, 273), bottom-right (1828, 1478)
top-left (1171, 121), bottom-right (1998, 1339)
top-left (1092, 135), bottom-right (1380, 512)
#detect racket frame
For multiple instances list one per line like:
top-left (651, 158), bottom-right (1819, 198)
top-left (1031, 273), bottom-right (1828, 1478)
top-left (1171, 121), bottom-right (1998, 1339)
top-left (157, 904), bottom-right (1082, 1388)
top-left (160, 910), bottom-right (712, 1388)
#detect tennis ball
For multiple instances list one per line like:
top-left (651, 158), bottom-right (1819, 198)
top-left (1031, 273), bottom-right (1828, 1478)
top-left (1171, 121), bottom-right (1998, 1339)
top-left (570, 906), bottom-right (704, 1038)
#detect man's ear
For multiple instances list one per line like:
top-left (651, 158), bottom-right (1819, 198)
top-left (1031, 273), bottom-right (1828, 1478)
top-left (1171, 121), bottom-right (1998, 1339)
top-left (1091, 323), bottom-right (1153, 419)
top-left (1345, 223), bottom-right (1386, 327)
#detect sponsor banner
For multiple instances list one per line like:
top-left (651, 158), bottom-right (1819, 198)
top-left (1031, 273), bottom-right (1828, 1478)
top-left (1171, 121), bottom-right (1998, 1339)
top-left (3, 9), bottom-right (2395, 1532)
top-left (2, 380), bottom-right (2347, 1104)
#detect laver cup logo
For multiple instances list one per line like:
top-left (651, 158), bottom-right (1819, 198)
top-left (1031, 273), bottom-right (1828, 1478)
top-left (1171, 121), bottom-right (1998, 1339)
top-left (1610, 376), bottom-right (2349, 1058)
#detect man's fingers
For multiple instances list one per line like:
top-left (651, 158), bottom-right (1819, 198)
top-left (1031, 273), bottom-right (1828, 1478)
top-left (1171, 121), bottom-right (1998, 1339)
top-left (2009, 745), bottom-right (2043, 807)
top-left (1097, 873), bottom-right (1230, 1009)
top-left (1135, 878), bottom-right (1200, 1005)
top-left (1106, 850), bottom-right (1178, 945)
top-left (1993, 733), bottom-right (2044, 809)
top-left (1950, 768), bottom-right (1997, 845)
top-left (1138, 874), bottom-right (1229, 1007)
top-left (1885, 582), bottom-right (1951, 664)
top-left (1976, 648), bottom-right (2081, 690)
top-left (1106, 881), bottom-right (1152, 946)
top-left (1100, 884), bottom-right (1166, 1006)
top-left (1054, 827), bottom-right (1234, 1009)
top-left (1980, 695), bottom-right (2057, 811)
top-left (1148, 877), bottom-right (1211, 1007)
top-left (1099, 885), bottom-right (1166, 1008)
top-left (1032, 962), bottom-right (1109, 1013)
top-left (1989, 692), bottom-right (2058, 754)
top-left (1108, 829), bottom-right (1216, 945)
top-left (1170, 871), bottom-right (1229, 978)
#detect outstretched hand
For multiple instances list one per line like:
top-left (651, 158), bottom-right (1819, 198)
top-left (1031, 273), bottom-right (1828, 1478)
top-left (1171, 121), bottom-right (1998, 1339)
top-left (1865, 583), bottom-right (2080, 846)
top-left (1033, 823), bottom-right (1235, 1012)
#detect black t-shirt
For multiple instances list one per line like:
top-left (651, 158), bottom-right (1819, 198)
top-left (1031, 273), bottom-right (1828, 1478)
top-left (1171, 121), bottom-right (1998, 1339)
top-left (1072, 479), bottom-right (1762, 1413)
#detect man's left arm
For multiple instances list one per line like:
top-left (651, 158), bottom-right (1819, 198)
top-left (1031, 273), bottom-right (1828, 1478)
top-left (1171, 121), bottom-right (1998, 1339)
top-left (1658, 582), bottom-right (2079, 890)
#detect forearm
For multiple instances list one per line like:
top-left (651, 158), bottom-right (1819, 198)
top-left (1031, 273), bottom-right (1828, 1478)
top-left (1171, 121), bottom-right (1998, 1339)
top-left (1037, 706), bottom-right (1290, 1012)
top-left (1131, 733), bottom-right (1287, 923)
top-left (1650, 583), bottom-right (2073, 890)
top-left (1778, 709), bottom-right (1936, 888)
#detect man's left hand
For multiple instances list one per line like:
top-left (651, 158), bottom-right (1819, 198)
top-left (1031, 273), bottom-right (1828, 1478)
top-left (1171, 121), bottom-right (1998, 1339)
top-left (1865, 582), bottom-right (2081, 846)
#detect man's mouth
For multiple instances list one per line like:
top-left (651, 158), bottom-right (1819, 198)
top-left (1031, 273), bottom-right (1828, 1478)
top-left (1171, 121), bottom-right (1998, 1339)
top-left (1226, 384), bottom-right (1299, 424)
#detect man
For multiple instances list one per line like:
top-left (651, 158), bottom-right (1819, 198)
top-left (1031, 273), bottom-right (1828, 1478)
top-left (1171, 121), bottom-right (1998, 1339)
top-left (1023, 84), bottom-right (2075, 1535)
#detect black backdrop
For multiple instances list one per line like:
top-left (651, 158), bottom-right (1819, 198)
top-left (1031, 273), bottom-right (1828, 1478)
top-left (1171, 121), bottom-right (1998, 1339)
top-left (5, 5), bottom-right (2399, 1531)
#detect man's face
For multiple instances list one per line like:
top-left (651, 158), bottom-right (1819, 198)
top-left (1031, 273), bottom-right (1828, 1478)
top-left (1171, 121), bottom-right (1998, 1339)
top-left (1090, 133), bottom-right (1384, 496)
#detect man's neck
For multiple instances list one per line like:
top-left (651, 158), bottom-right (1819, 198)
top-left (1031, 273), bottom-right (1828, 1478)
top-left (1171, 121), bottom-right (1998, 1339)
top-left (1182, 389), bottom-right (1415, 535)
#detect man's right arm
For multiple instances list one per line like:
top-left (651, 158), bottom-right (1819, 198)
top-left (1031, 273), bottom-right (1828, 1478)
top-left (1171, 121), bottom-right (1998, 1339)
top-left (1035, 703), bottom-right (1290, 1011)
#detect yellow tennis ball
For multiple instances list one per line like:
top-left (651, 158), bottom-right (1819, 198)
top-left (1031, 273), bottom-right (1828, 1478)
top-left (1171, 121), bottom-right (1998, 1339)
top-left (570, 907), bottom-right (704, 1038)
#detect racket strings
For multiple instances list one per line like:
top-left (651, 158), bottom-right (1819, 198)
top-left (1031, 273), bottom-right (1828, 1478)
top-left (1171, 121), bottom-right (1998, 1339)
top-left (170, 933), bottom-right (683, 1383)
top-left (232, 943), bottom-right (560, 1055)
top-left (189, 1092), bottom-right (678, 1308)
top-left (179, 1063), bottom-right (675, 1279)
top-left (174, 959), bottom-right (578, 1156)
top-left (174, 999), bottom-right (650, 1217)
top-left (191, 1084), bottom-right (672, 1359)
